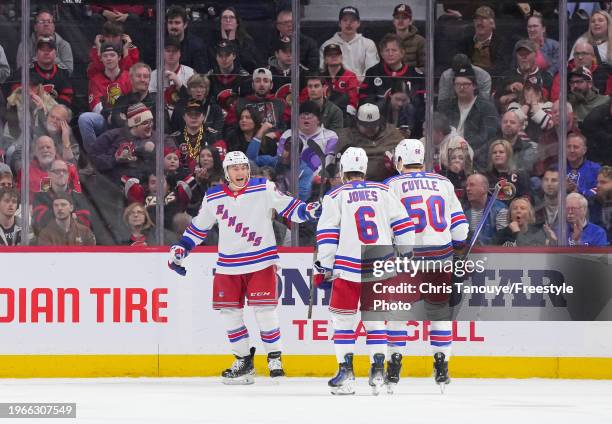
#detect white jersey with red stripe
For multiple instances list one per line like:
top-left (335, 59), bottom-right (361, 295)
top-left (180, 178), bottom-right (311, 275)
top-left (316, 180), bottom-right (415, 283)
top-left (384, 172), bottom-right (468, 259)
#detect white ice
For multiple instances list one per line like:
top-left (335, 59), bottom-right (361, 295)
top-left (1, 377), bottom-right (611, 424)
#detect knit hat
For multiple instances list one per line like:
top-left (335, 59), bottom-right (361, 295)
top-left (127, 103), bottom-right (153, 128)
top-left (164, 146), bottom-right (180, 157)
top-left (299, 100), bottom-right (321, 119)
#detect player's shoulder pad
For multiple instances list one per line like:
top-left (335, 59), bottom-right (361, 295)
top-left (383, 174), bottom-right (406, 185)
top-left (326, 182), bottom-right (353, 199)
top-left (423, 172), bottom-right (451, 183)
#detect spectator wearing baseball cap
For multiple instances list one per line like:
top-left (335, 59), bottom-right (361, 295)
top-left (319, 43), bottom-right (360, 118)
top-left (496, 39), bottom-right (553, 108)
top-left (457, 5), bottom-right (509, 78)
top-left (169, 73), bottom-right (224, 134)
top-left (335, 103), bottom-right (405, 181)
top-left (437, 66), bottom-right (500, 171)
top-left (208, 6), bottom-right (263, 74)
top-left (87, 21), bottom-right (140, 80)
top-left (228, 67), bottom-right (291, 131)
top-left (568, 66), bottom-right (609, 123)
top-left (16, 9), bottom-right (74, 75)
top-left (269, 8), bottom-right (319, 72)
top-left (319, 6), bottom-right (379, 83)
top-left (86, 41), bottom-right (132, 115)
top-left (10, 34), bottom-right (73, 106)
top-left (389, 3), bottom-right (425, 68)
top-left (149, 36), bottom-right (195, 116)
top-left (438, 53), bottom-right (492, 102)
top-left (206, 40), bottom-right (250, 106)
top-left (268, 37), bottom-right (307, 104)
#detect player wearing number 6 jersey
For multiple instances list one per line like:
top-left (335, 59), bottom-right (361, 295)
top-left (385, 139), bottom-right (469, 392)
top-left (167, 151), bottom-right (321, 385)
top-left (314, 147), bottom-right (415, 395)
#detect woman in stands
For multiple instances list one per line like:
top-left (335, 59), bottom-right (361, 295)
top-left (492, 197), bottom-right (548, 246)
top-left (186, 146), bottom-right (223, 216)
top-left (209, 7), bottom-right (263, 74)
top-left (571, 10), bottom-right (612, 65)
top-left (513, 15), bottom-right (559, 76)
top-left (225, 107), bottom-right (276, 156)
top-left (121, 202), bottom-right (156, 246)
top-left (486, 139), bottom-right (530, 205)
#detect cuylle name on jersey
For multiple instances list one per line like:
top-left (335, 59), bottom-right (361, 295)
top-left (346, 190), bottom-right (379, 204)
top-left (401, 179), bottom-right (439, 193)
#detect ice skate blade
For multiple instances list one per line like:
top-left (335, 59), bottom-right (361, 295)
top-left (330, 381), bottom-right (355, 395)
top-left (370, 377), bottom-right (384, 396)
top-left (437, 379), bottom-right (450, 394)
top-left (386, 383), bottom-right (397, 394)
top-left (222, 373), bottom-right (255, 385)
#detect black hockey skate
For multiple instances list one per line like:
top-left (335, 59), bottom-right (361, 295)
top-left (328, 353), bottom-right (355, 395)
top-left (385, 353), bottom-right (402, 394)
top-left (369, 353), bottom-right (385, 395)
top-left (433, 352), bottom-right (450, 393)
top-left (222, 347), bottom-right (256, 385)
top-left (267, 351), bottom-right (285, 378)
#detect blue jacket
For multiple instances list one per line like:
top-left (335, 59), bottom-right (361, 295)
top-left (465, 198), bottom-right (507, 246)
top-left (567, 222), bottom-right (608, 246)
top-left (567, 160), bottom-right (600, 199)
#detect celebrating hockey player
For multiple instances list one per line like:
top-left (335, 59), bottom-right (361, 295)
top-left (167, 151), bottom-right (321, 384)
top-left (385, 139), bottom-right (469, 391)
top-left (314, 147), bottom-right (415, 395)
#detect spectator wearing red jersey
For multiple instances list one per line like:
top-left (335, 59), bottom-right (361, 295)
top-left (16, 9), bottom-right (74, 75)
top-left (230, 68), bottom-right (291, 132)
top-left (87, 21), bottom-right (139, 79)
top-left (12, 37), bottom-right (73, 107)
top-left (320, 43), bottom-right (359, 118)
top-left (16, 135), bottom-right (81, 200)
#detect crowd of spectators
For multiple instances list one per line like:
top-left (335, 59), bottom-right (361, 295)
top-left (0, 1), bottom-right (611, 247)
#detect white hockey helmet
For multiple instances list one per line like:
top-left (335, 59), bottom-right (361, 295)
top-left (394, 138), bottom-right (425, 170)
top-left (223, 150), bottom-right (250, 186)
top-left (339, 147), bottom-right (368, 180)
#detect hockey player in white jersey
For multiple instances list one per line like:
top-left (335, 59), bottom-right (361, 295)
top-left (168, 151), bottom-right (321, 384)
top-left (313, 147), bottom-right (415, 395)
top-left (385, 139), bottom-right (469, 392)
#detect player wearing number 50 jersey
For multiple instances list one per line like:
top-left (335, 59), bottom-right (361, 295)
top-left (167, 151), bottom-right (321, 385)
top-left (314, 147), bottom-right (415, 395)
top-left (385, 139), bottom-right (469, 392)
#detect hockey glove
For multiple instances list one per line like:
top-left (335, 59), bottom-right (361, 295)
top-left (168, 243), bottom-right (189, 276)
top-left (313, 261), bottom-right (333, 290)
top-left (305, 201), bottom-right (322, 220)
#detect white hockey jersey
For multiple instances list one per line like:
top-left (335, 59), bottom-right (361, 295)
top-left (316, 180), bottom-right (415, 282)
top-left (384, 172), bottom-right (469, 259)
top-left (180, 178), bottom-right (311, 275)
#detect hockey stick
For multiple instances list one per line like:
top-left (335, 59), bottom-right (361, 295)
top-left (465, 181), bottom-right (504, 258)
top-left (307, 138), bottom-right (328, 319)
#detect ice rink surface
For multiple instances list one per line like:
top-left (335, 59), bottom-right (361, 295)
top-left (1, 377), bottom-right (611, 424)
